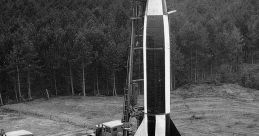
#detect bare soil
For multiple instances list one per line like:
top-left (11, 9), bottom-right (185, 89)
top-left (0, 84), bottom-right (258, 136)
top-left (1, 96), bottom-right (123, 128)
top-left (171, 84), bottom-right (259, 136)
top-left (0, 109), bottom-right (85, 136)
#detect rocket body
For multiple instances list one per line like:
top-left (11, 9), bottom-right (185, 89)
top-left (134, 0), bottom-right (180, 135)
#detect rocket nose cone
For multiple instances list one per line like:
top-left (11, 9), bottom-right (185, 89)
top-left (146, 0), bottom-right (167, 15)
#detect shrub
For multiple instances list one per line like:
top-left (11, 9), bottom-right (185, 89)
top-left (240, 64), bottom-right (259, 89)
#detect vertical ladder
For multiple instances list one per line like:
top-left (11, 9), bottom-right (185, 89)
top-left (122, 0), bottom-right (146, 136)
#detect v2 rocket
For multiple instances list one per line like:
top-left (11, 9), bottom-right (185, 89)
top-left (134, 0), bottom-right (181, 135)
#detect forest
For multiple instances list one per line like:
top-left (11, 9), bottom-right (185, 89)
top-left (0, 0), bottom-right (258, 103)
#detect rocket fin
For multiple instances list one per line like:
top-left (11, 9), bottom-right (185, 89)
top-left (168, 118), bottom-right (181, 136)
top-left (134, 116), bottom-right (181, 136)
top-left (134, 118), bottom-right (148, 136)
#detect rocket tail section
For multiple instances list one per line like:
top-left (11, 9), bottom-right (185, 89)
top-left (134, 115), bottom-right (181, 136)
top-left (134, 117), bottom-right (148, 136)
top-left (168, 117), bottom-right (181, 136)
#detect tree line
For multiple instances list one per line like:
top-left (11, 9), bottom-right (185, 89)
top-left (0, 0), bottom-right (131, 103)
top-left (0, 0), bottom-right (258, 104)
top-left (169, 0), bottom-right (258, 89)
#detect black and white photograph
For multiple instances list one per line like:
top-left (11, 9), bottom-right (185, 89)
top-left (0, 0), bottom-right (258, 135)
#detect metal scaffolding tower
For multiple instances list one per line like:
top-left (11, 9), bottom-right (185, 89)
top-left (122, 0), bottom-right (146, 136)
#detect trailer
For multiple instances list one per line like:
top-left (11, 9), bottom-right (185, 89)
top-left (5, 130), bottom-right (33, 136)
top-left (94, 120), bottom-right (125, 136)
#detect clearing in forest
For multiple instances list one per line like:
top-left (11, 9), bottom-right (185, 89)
top-left (0, 84), bottom-right (259, 136)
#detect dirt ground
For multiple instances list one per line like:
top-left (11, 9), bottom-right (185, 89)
top-left (0, 84), bottom-right (258, 136)
top-left (171, 84), bottom-right (259, 136)
top-left (0, 109), bottom-right (85, 136)
top-left (1, 96), bottom-right (123, 130)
